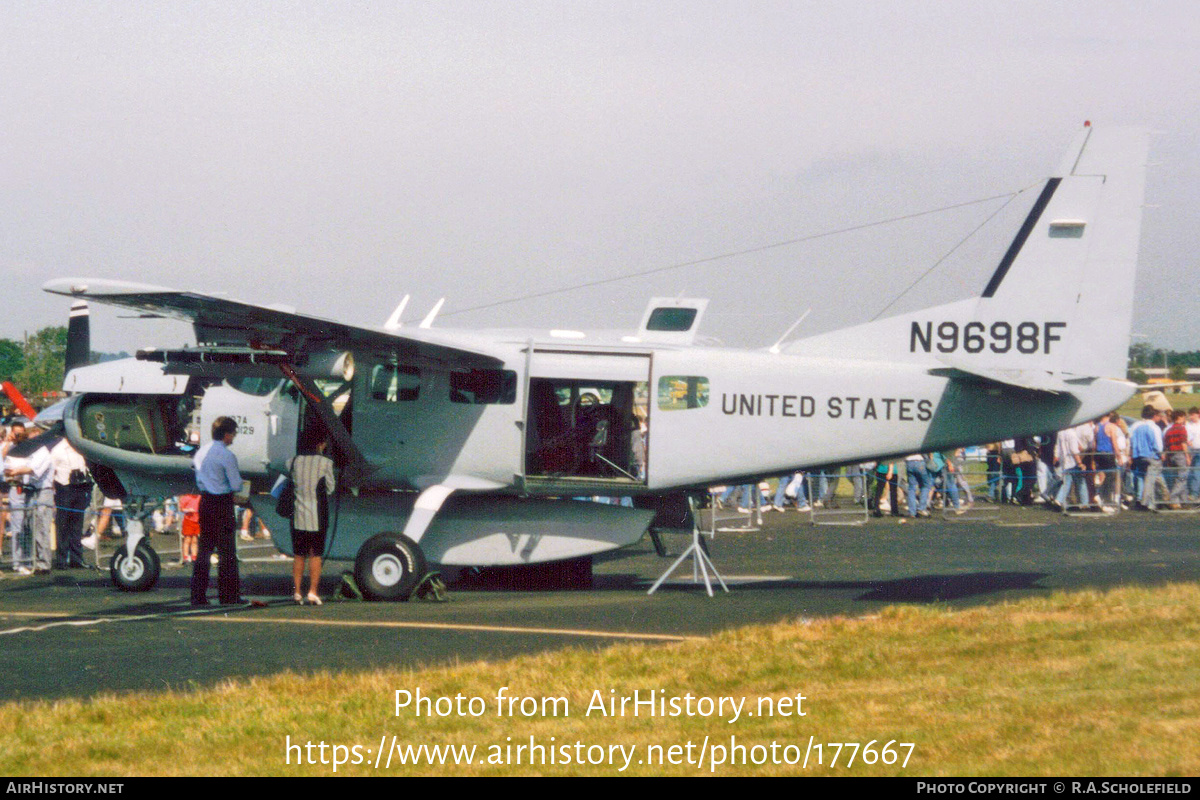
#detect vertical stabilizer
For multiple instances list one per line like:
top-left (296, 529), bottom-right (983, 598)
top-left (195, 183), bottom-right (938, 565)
top-left (973, 126), bottom-right (1148, 379)
top-left (65, 300), bottom-right (91, 374)
top-left (786, 125), bottom-right (1149, 382)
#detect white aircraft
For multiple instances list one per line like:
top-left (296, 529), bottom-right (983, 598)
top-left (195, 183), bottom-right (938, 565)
top-left (44, 124), bottom-right (1149, 598)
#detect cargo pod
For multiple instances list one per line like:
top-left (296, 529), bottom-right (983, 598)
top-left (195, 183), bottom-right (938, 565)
top-left (523, 349), bottom-right (650, 494)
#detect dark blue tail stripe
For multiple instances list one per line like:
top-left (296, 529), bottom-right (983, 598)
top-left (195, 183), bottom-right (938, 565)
top-left (981, 177), bottom-right (1061, 298)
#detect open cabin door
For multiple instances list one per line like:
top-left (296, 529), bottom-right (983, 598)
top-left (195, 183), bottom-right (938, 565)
top-left (523, 349), bottom-right (650, 492)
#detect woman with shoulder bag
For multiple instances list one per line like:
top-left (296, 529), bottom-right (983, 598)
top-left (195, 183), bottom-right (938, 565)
top-left (288, 433), bottom-right (336, 605)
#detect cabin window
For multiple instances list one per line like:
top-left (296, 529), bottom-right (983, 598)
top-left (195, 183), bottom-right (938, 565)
top-left (450, 369), bottom-right (517, 405)
top-left (646, 307), bottom-right (697, 332)
top-left (369, 364), bottom-right (420, 402)
top-left (657, 376), bottom-right (709, 410)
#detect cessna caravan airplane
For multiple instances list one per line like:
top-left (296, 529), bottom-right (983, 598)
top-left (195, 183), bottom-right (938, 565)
top-left (44, 124), bottom-right (1148, 599)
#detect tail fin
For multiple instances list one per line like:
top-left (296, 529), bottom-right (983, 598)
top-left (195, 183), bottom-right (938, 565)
top-left (788, 125), bottom-right (1149, 381)
top-left (973, 125), bottom-right (1148, 379)
top-left (65, 300), bottom-right (90, 374)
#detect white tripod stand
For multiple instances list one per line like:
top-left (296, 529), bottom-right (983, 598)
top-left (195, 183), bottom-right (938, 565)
top-left (646, 496), bottom-right (728, 597)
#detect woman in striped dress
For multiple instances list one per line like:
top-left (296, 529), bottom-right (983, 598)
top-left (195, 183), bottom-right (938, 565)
top-left (289, 435), bottom-right (336, 605)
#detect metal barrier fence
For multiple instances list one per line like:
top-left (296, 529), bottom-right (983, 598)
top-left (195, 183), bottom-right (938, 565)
top-left (730, 450), bottom-right (1200, 522)
top-left (804, 470), bottom-right (868, 526)
top-left (1, 493), bottom-right (281, 573)
top-left (0, 494), bottom-right (100, 571)
top-left (1052, 465), bottom-right (1122, 516)
top-left (708, 486), bottom-right (763, 532)
top-left (1125, 461), bottom-right (1200, 513)
top-left (755, 462), bottom-right (997, 523)
top-left (933, 454), bottom-right (998, 521)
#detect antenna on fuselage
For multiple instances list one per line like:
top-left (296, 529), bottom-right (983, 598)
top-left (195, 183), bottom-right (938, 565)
top-left (419, 298), bottom-right (445, 329)
top-left (384, 295), bottom-right (410, 331)
top-left (768, 308), bottom-right (811, 354)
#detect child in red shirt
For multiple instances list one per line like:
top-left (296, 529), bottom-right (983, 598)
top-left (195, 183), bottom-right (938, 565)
top-left (178, 494), bottom-right (200, 563)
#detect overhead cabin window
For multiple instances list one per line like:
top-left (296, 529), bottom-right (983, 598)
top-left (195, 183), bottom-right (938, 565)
top-left (1048, 220), bottom-right (1086, 239)
top-left (657, 376), bottom-right (709, 410)
top-left (646, 307), bottom-right (698, 332)
top-left (370, 364), bottom-right (420, 402)
top-left (450, 369), bottom-right (517, 405)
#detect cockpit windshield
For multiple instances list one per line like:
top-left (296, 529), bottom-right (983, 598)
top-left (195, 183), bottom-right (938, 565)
top-left (226, 377), bottom-right (284, 396)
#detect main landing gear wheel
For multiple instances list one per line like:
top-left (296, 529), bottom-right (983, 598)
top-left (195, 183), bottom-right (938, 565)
top-left (354, 534), bottom-right (427, 601)
top-left (110, 540), bottom-right (161, 592)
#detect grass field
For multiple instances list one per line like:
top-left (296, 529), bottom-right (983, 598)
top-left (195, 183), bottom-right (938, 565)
top-left (3, 582), bottom-right (1199, 776)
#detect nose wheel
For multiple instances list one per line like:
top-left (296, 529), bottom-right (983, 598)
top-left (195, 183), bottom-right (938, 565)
top-left (110, 540), bottom-right (161, 592)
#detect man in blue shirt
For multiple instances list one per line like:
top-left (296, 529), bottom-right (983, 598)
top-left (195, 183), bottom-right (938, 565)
top-left (191, 416), bottom-right (245, 605)
top-left (1129, 405), bottom-right (1164, 510)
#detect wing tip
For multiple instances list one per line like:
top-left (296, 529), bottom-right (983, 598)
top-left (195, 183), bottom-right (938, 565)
top-left (43, 277), bottom-right (176, 297)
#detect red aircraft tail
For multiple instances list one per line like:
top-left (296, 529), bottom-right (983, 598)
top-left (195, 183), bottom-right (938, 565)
top-left (2, 381), bottom-right (37, 420)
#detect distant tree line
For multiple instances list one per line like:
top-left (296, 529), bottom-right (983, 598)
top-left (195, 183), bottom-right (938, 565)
top-left (1128, 342), bottom-right (1199, 385)
top-left (0, 326), bottom-right (129, 404)
top-left (1128, 342), bottom-right (1200, 369)
top-left (0, 326), bottom-right (68, 399)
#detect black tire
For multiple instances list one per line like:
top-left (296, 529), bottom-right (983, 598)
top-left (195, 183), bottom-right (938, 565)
top-left (354, 534), bottom-right (426, 601)
top-left (110, 540), bottom-right (160, 592)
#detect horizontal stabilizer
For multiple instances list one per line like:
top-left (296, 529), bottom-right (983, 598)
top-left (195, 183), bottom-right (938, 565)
top-left (929, 359), bottom-right (1081, 394)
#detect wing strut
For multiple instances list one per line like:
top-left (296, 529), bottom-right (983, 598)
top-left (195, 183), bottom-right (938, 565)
top-left (279, 364), bottom-right (376, 487)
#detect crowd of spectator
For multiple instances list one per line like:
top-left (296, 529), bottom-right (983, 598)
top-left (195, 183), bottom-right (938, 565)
top-left (715, 404), bottom-right (1200, 519)
top-left (2, 417), bottom-right (273, 577)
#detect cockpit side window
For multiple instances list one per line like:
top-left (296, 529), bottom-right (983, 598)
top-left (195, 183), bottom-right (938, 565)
top-left (449, 369), bottom-right (517, 405)
top-left (370, 364), bottom-right (420, 402)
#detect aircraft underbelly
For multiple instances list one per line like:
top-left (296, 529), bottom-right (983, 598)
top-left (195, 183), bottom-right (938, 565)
top-left (251, 492), bottom-right (653, 566)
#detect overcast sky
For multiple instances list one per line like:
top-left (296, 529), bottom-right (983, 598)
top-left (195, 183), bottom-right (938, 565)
top-left (2, 1), bottom-right (1197, 354)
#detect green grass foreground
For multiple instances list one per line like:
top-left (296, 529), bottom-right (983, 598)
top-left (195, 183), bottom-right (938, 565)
top-left (4, 583), bottom-right (1199, 776)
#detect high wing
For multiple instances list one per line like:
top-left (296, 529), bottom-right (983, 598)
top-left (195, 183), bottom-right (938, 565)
top-left (42, 278), bottom-right (505, 368)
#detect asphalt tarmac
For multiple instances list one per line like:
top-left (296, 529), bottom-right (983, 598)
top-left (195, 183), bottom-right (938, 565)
top-left (1, 503), bottom-right (1197, 702)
